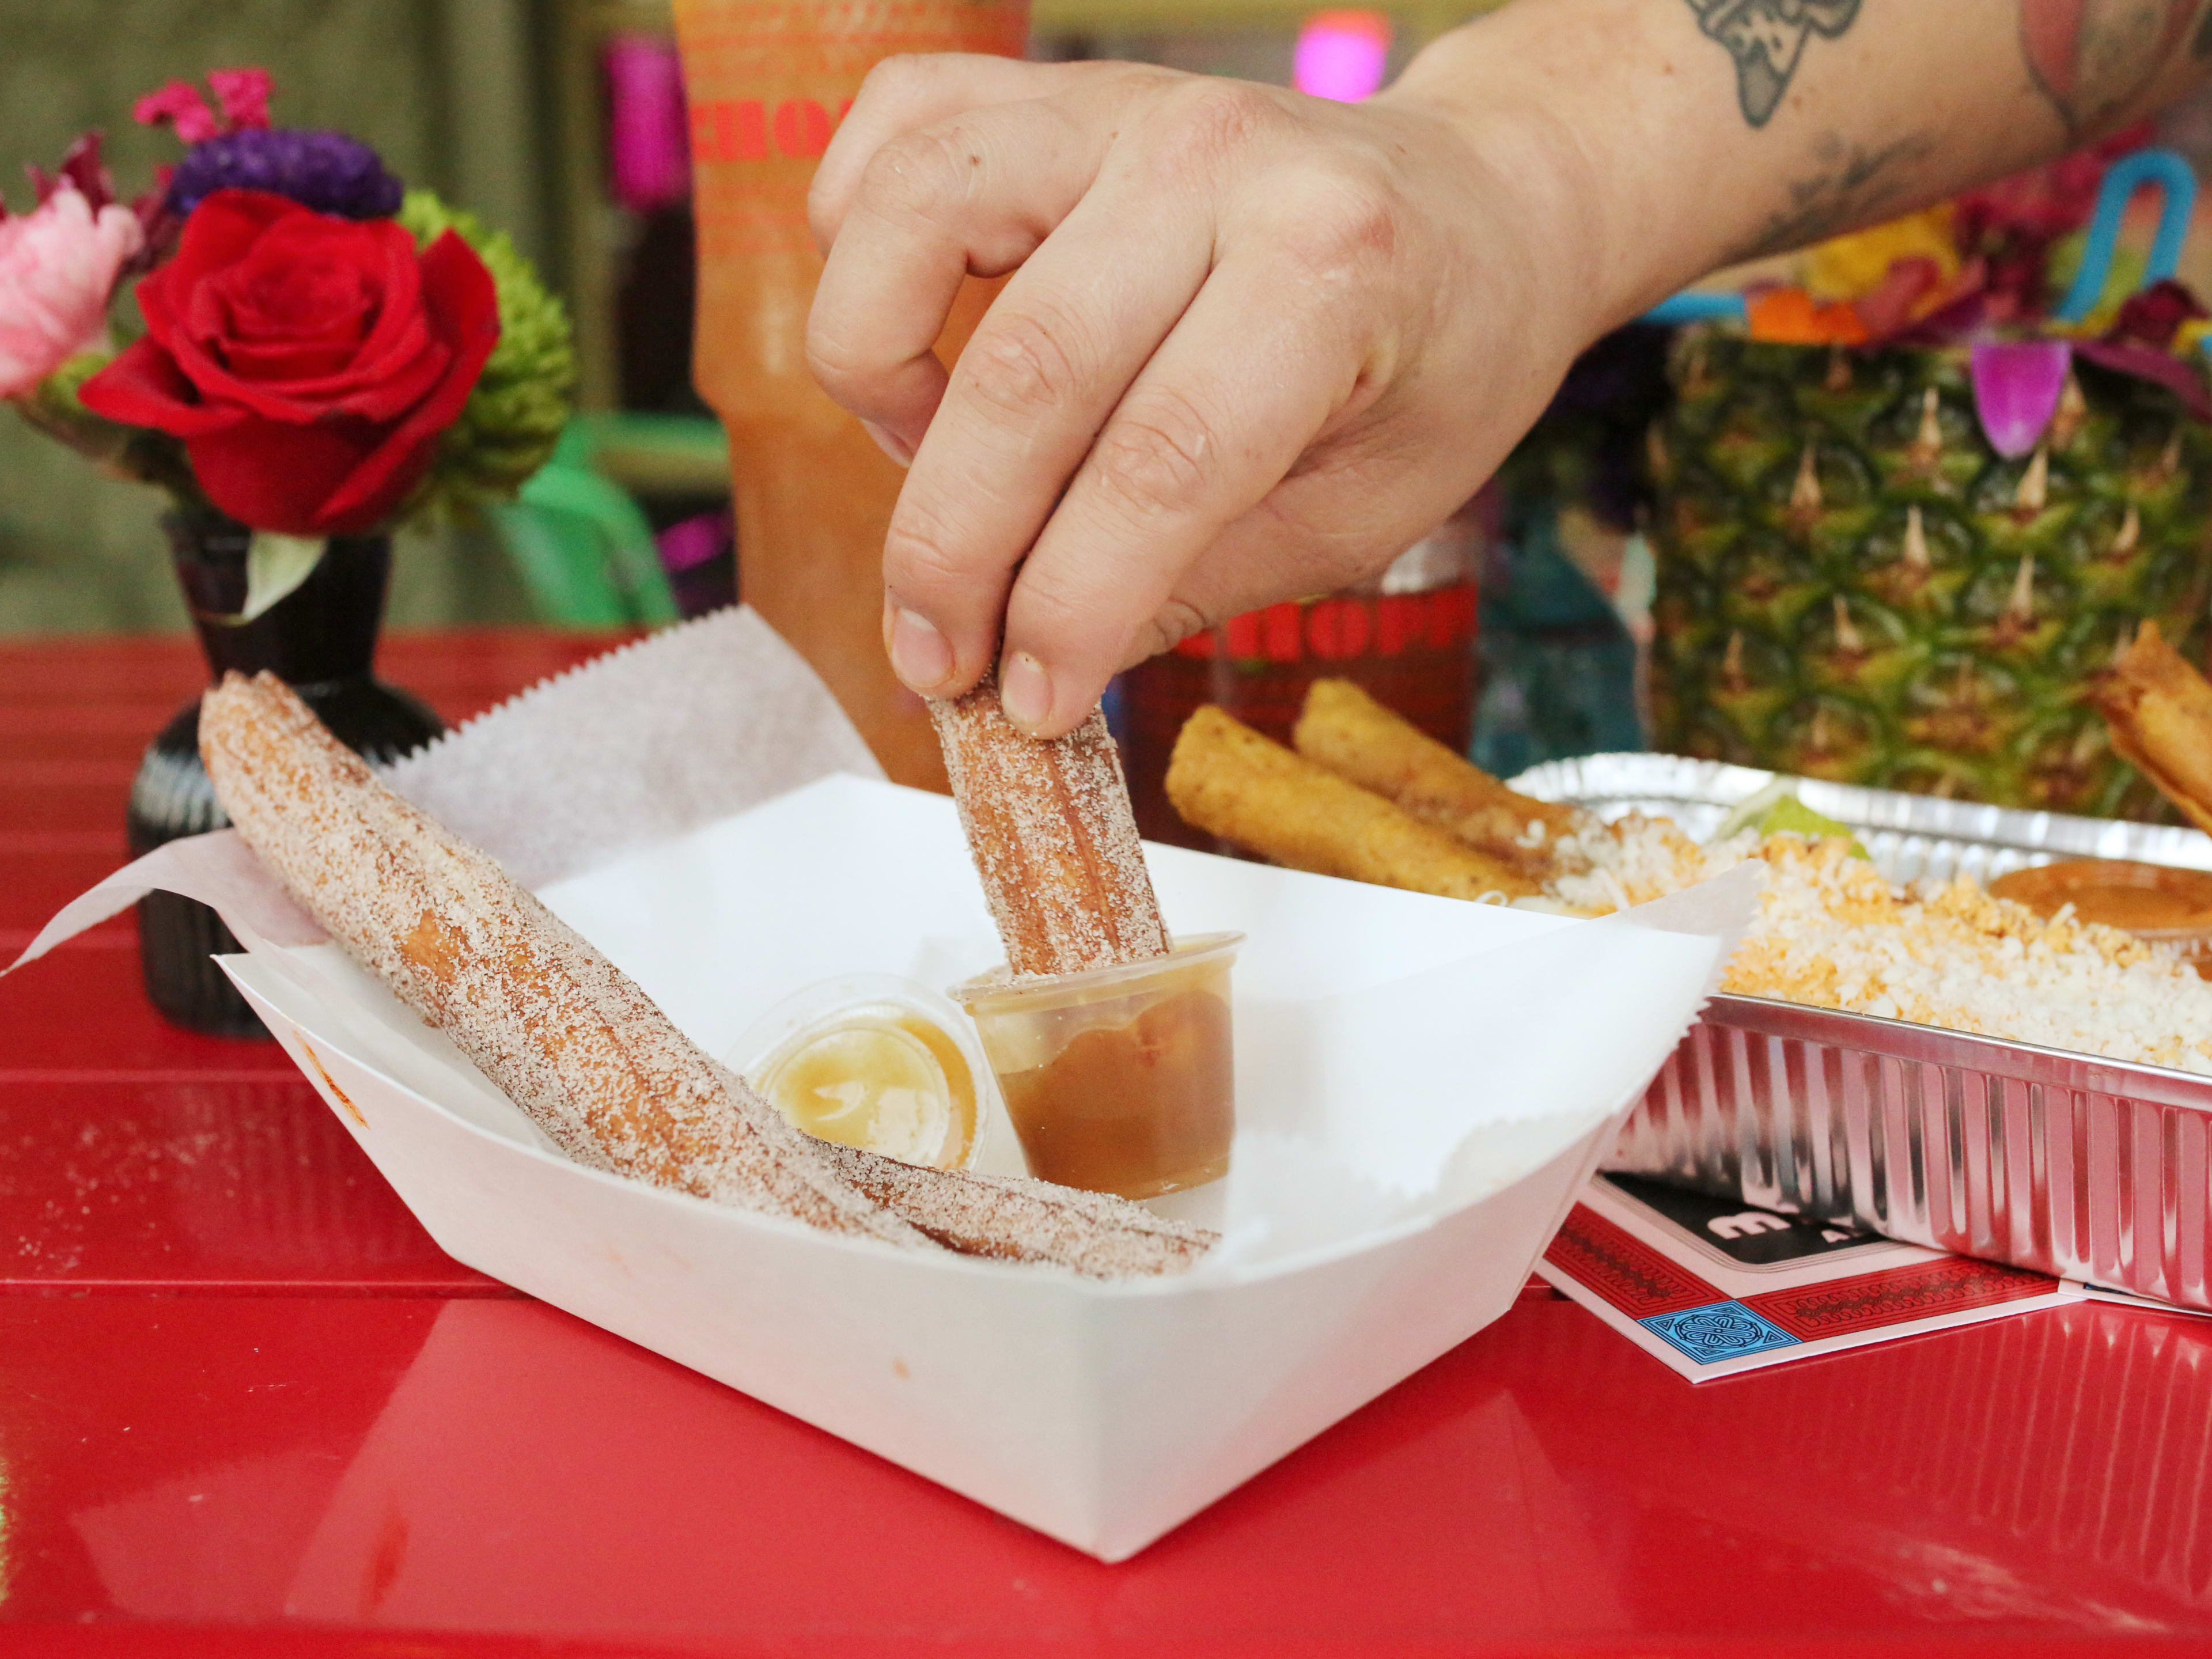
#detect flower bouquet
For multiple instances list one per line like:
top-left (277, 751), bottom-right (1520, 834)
top-left (1, 69), bottom-right (575, 1032)
top-left (1646, 140), bottom-right (2212, 820)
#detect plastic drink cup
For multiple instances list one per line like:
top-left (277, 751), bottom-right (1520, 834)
top-left (949, 934), bottom-right (1241, 1200)
top-left (673, 0), bottom-right (1027, 791)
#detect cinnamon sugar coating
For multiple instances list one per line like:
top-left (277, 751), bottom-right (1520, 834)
top-left (200, 672), bottom-right (1214, 1278)
top-left (816, 1142), bottom-right (1216, 1277)
top-left (930, 678), bottom-right (1169, 978)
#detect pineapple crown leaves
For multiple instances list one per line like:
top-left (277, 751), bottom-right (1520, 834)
top-left (395, 188), bottom-right (576, 521)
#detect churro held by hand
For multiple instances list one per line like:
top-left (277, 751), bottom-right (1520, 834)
top-left (930, 675), bottom-right (1168, 978)
top-left (1292, 679), bottom-right (1584, 874)
top-left (200, 672), bottom-right (1214, 1278)
top-left (2097, 622), bottom-right (2212, 837)
top-left (1166, 705), bottom-right (1540, 900)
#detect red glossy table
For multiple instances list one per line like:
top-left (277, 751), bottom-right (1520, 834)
top-left (3, 632), bottom-right (2210, 1659)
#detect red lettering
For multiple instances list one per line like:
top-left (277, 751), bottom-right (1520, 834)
top-left (1376, 593), bottom-right (1414, 656)
top-left (1173, 629), bottom-right (1217, 658)
top-left (774, 99), bottom-right (832, 158)
top-left (1431, 585), bottom-right (1476, 647)
top-left (1306, 597), bottom-right (1371, 661)
top-left (694, 100), bottom-right (768, 162)
top-left (1222, 610), bottom-right (1262, 660)
top-left (691, 103), bottom-right (724, 162)
top-left (1262, 602), bottom-right (1302, 664)
top-left (734, 100), bottom-right (766, 160)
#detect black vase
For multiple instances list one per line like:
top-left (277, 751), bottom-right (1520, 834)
top-left (128, 514), bottom-right (442, 1037)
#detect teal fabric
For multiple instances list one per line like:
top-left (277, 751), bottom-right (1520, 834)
top-left (485, 422), bottom-right (681, 627)
top-left (1471, 497), bottom-right (1643, 777)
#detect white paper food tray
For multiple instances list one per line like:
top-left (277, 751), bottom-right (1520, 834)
top-left (16, 612), bottom-right (1751, 1559)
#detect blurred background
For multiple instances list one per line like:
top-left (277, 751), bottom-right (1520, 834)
top-left (0, 0), bottom-right (1483, 638)
top-left (14, 0), bottom-right (2212, 789)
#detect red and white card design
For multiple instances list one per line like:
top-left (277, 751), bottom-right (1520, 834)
top-left (1537, 1174), bottom-right (2108, 1381)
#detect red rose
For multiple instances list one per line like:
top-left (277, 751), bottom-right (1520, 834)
top-left (80, 188), bottom-right (498, 536)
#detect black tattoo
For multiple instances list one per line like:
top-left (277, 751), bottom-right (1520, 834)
top-left (1733, 131), bottom-right (1940, 261)
top-left (1684, 0), bottom-right (1864, 127)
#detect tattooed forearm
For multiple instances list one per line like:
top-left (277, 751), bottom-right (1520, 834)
top-left (1684, 0), bottom-right (1865, 127)
top-left (1732, 130), bottom-right (1940, 260)
top-left (2021, 0), bottom-right (2202, 133)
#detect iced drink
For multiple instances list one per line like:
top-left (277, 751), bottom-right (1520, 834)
top-left (674, 0), bottom-right (1027, 790)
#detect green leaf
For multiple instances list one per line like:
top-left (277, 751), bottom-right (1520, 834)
top-left (1757, 796), bottom-right (1873, 859)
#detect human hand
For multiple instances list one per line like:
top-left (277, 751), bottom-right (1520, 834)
top-left (806, 51), bottom-right (1619, 737)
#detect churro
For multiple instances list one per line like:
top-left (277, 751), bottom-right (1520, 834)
top-left (200, 671), bottom-right (1213, 1278)
top-left (1293, 680), bottom-right (1582, 877)
top-left (1166, 705), bottom-right (1540, 900)
top-left (930, 675), bottom-right (1168, 978)
top-left (2096, 622), bottom-right (2212, 837)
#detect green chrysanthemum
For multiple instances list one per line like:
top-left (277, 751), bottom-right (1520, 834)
top-left (18, 351), bottom-right (203, 503)
top-left (397, 188), bottom-right (575, 518)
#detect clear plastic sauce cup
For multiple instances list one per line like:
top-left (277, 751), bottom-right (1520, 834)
top-left (727, 976), bottom-right (997, 1171)
top-left (949, 933), bottom-right (1241, 1200)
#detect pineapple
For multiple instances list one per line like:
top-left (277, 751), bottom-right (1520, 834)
top-left (1647, 332), bottom-right (2212, 819)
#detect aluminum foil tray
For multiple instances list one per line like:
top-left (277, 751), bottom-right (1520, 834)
top-left (1509, 752), bottom-right (2212, 1310)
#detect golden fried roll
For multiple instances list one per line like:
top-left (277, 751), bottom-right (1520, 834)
top-left (1293, 679), bottom-right (1581, 875)
top-left (202, 672), bottom-right (1213, 1278)
top-left (1166, 705), bottom-right (1540, 900)
top-left (2098, 622), bottom-right (2212, 838)
top-left (930, 674), bottom-right (1168, 978)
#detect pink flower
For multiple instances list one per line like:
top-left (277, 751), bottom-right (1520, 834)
top-left (133, 68), bottom-right (275, 143)
top-left (132, 81), bottom-right (221, 145)
top-left (0, 185), bottom-right (145, 398)
top-left (206, 68), bottom-right (274, 131)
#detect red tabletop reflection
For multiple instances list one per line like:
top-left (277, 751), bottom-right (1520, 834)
top-left (3, 631), bottom-right (2210, 1657)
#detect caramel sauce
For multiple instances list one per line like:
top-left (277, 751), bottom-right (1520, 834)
top-left (757, 1012), bottom-right (977, 1170)
top-left (1991, 859), bottom-right (2212, 977)
top-left (996, 988), bottom-right (1233, 1199)
top-left (1991, 860), bottom-right (2212, 931)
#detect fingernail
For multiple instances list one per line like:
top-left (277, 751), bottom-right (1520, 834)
top-left (999, 650), bottom-right (1054, 734)
top-left (887, 605), bottom-right (953, 691)
top-left (860, 419), bottom-right (915, 467)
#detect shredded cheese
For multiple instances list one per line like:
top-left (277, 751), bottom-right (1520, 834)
top-left (1547, 816), bottom-right (2212, 1075)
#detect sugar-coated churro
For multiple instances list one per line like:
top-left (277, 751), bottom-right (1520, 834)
top-left (1166, 704), bottom-right (1540, 900)
top-left (930, 675), bottom-right (1168, 978)
top-left (201, 671), bottom-right (1213, 1278)
top-left (1292, 679), bottom-right (1582, 876)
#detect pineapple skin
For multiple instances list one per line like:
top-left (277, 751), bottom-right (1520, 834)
top-left (1648, 330), bottom-right (2212, 820)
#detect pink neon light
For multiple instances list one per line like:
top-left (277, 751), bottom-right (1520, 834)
top-left (1294, 10), bottom-right (1391, 102)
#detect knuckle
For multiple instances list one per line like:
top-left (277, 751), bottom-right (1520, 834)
top-left (1130, 596), bottom-right (1209, 662)
top-left (1145, 79), bottom-right (1282, 180)
top-left (803, 325), bottom-right (869, 400)
top-left (1090, 392), bottom-right (1217, 521)
top-left (855, 54), bottom-right (933, 109)
top-left (960, 307), bottom-right (1087, 423)
top-left (881, 501), bottom-right (974, 600)
top-left (1274, 172), bottom-right (1400, 282)
top-left (861, 125), bottom-right (976, 225)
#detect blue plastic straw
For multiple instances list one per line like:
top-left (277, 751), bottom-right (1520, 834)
top-left (2047, 147), bottom-right (2193, 324)
top-left (1641, 291), bottom-right (1749, 327)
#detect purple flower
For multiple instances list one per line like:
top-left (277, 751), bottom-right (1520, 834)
top-left (166, 128), bottom-right (402, 221)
